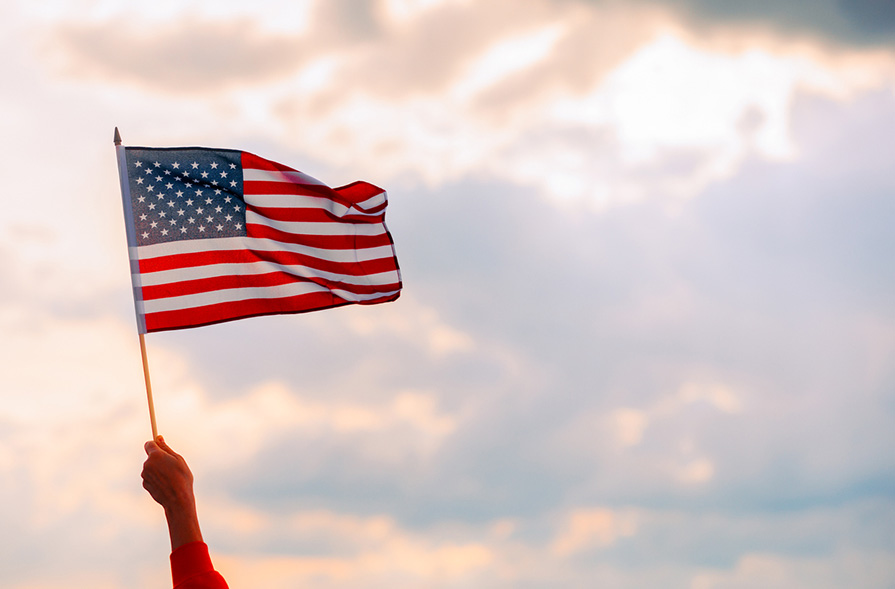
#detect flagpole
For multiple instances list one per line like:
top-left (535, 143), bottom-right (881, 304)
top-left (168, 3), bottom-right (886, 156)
top-left (115, 127), bottom-right (159, 439)
top-left (139, 333), bottom-right (159, 439)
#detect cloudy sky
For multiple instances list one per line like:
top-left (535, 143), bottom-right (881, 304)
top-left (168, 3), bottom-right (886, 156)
top-left (2, 0), bottom-right (894, 587)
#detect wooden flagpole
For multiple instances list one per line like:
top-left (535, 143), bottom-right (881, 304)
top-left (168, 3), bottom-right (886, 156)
top-left (114, 127), bottom-right (159, 439)
top-left (139, 334), bottom-right (159, 439)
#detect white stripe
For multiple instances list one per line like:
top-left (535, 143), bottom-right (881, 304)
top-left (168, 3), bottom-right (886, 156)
top-left (246, 211), bottom-right (387, 236)
top-left (140, 283), bottom-right (400, 314)
top-left (243, 168), bottom-right (325, 186)
top-left (245, 193), bottom-right (382, 218)
top-left (134, 238), bottom-right (396, 264)
top-left (245, 193), bottom-right (347, 213)
top-left (136, 259), bottom-right (401, 287)
top-left (356, 192), bottom-right (386, 209)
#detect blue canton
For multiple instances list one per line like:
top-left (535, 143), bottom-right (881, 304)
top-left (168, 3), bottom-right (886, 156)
top-left (125, 148), bottom-right (247, 246)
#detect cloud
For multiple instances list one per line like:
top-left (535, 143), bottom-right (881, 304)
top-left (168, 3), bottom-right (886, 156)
top-left (37, 0), bottom-right (894, 210)
top-left (619, 0), bottom-right (895, 48)
top-left (689, 549), bottom-right (895, 589)
top-left (551, 508), bottom-right (638, 556)
top-left (45, 20), bottom-right (312, 92)
top-left (2, 0), bottom-right (895, 586)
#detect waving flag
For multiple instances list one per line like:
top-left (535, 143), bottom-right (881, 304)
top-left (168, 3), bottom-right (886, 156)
top-left (116, 145), bottom-right (402, 333)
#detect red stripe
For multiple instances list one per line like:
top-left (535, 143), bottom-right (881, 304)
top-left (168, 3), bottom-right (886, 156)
top-left (244, 179), bottom-right (337, 200)
top-left (246, 223), bottom-right (395, 250)
top-left (333, 181), bottom-right (385, 206)
top-left (141, 270), bottom-right (400, 301)
top-left (138, 247), bottom-right (398, 276)
top-left (249, 205), bottom-right (384, 224)
top-left (241, 151), bottom-right (300, 173)
top-left (144, 290), bottom-right (400, 333)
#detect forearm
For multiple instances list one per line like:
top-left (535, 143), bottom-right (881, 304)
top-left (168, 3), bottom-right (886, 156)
top-left (164, 500), bottom-right (204, 551)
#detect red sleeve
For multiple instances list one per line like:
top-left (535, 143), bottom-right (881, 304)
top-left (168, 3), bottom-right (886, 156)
top-left (170, 541), bottom-right (229, 589)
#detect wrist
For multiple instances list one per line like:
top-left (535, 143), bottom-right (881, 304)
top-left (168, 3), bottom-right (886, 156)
top-left (164, 500), bottom-right (203, 551)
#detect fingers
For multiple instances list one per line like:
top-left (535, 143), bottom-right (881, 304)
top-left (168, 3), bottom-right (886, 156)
top-left (156, 435), bottom-right (172, 452)
top-left (155, 436), bottom-right (180, 458)
top-left (145, 435), bottom-right (183, 459)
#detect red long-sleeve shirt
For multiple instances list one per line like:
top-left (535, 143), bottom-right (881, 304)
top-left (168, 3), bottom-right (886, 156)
top-left (170, 542), bottom-right (229, 589)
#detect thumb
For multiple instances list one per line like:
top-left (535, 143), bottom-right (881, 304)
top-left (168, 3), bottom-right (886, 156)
top-left (144, 439), bottom-right (161, 456)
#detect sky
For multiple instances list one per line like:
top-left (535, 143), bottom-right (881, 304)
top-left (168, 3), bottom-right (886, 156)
top-left (1, 0), bottom-right (894, 587)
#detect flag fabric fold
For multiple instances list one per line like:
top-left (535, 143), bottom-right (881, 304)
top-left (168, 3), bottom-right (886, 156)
top-left (117, 146), bottom-right (402, 333)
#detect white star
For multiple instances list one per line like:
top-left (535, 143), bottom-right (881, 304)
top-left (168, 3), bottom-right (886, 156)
top-left (234, 205), bottom-right (241, 211)
top-left (154, 161), bottom-right (161, 167)
top-left (215, 206), bottom-right (222, 213)
top-left (157, 194), bottom-right (165, 200)
top-left (191, 161), bottom-right (199, 169)
top-left (137, 196), bottom-right (145, 203)
top-left (199, 226), bottom-right (206, 232)
top-left (235, 223), bottom-right (242, 230)
top-left (225, 214), bottom-right (232, 221)
top-left (170, 219), bottom-right (177, 225)
top-left (177, 209), bottom-right (185, 216)
top-left (151, 221), bottom-right (158, 228)
top-left (144, 168), bottom-right (152, 175)
top-left (140, 214), bottom-right (147, 221)
top-left (142, 231), bottom-right (149, 238)
top-left (185, 199), bottom-right (193, 206)
top-left (180, 226), bottom-right (187, 233)
top-left (196, 189), bottom-right (203, 196)
top-left (216, 224), bottom-right (223, 231)
top-left (164, 170), bottom-right (171, 175)
top-left (211, 180), bottom-right (218, 186)
top-left (166, 183), bottom-right (174, 189)
top-left (168, 200), bottom-right (175, 207)
top-left (161, 228), bottom-right (168, 236)
top-left (210, 162), bottom-right (218, 169)
top-left (155, 175), bottom-right (162, 182)
top-left (201, 171), bottom-right (209, 178)
top-left (136, 178), bottom-right (144, 184)
top-left (224, 196), bottom-right (231, 203)
top-left (205, 198), bottom-right (213, 205)
top-left (176, 191), bottom-right (184, 197)
top-left (148, 203), bottom-right (156, 210)
top-left (229, 163), bottom-right (236, 169)
top-left (230, 181), bottom-right (237, 187)
top-left (206, 216), bottom-right (213, 223)
top-left (146, 185), bottom-right (154, 192)
top-left (135, 161), bottom-right (143, 167)
top-left (215, 189), bottom-right (222, 195)
top-left (188, 217), bottom-right (195, 224)
top-left (159, 211), bottom-right (166, 218)
top-left (172, 162), bottom-right (180, 169)
top-left (196, 207), bottom-right (204, 214)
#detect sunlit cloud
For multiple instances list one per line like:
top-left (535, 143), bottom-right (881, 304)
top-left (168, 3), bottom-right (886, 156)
top-left (551, 508), bottom-right (638, 556)
top-left (39, 0), bottom-right (894, 209)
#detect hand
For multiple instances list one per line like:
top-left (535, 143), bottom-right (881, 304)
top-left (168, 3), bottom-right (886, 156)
top-left (142, 436), bottom-right (195, 511)
top-left (142, 436), bottom-right (203, 550)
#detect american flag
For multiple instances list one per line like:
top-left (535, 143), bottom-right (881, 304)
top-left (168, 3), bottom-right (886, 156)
top-left (117, 146), bottom-right (402, 333)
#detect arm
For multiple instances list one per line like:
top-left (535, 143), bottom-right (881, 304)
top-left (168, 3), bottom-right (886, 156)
top-left (142, 436), bottom-right (229, 589)
top-left (142, 436), bottom-right (203, 551)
